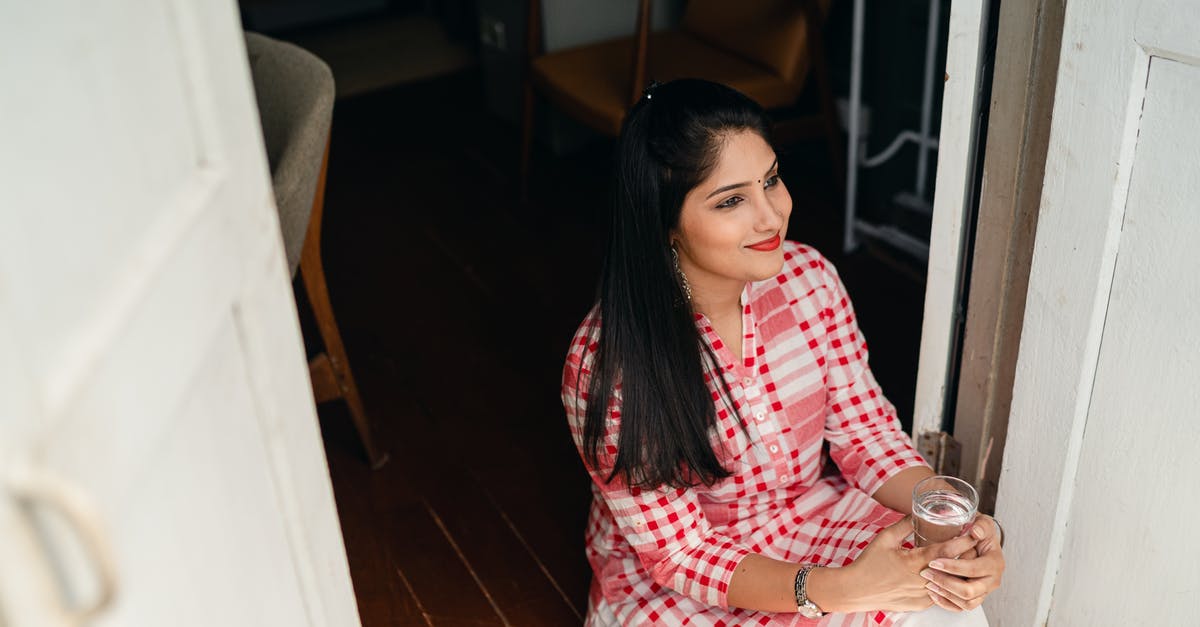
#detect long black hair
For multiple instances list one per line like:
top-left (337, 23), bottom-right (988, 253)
top-left (581, 79), bottom-right (773, 490)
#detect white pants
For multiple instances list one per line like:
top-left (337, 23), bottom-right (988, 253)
top-left (588, 597), bottom-right (989, 626)
top-left (895, 605), bottom-right (989, 627)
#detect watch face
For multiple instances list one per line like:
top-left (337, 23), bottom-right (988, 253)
top-left (798, 602), bottom-right (824, 619)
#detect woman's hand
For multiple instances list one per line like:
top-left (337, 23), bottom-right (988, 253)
top-left (921, 515), bottom-right (1005, 611)
top-left (811, 516), bottom-right (979, 613)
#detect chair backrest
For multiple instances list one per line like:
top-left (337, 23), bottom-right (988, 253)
top-left (244, 32), bottom-right (335, 275)
top-left (681, 0), bottom-right (831, 86)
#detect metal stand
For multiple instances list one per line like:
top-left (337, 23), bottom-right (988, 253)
top-left (844, 0), bottom-right (943, 260)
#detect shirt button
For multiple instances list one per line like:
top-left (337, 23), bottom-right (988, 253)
top-left (769, 445), bottom-right (779, 453)
top-left (755, 412), bottom-right (766, 422)
top-left (742, 377), bottom-right (753, 386)
top-left (781, 475), bottom-right (789, 483)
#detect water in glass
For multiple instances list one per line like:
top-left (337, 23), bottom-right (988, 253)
top-left (912, 489), bottom-right (974, 547)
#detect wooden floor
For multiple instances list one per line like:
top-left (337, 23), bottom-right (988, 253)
top-left (305, 69), bottom-right (927, 626)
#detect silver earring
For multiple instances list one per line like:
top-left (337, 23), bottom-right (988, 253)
top-left (671, 245), bottom-right (692, 301)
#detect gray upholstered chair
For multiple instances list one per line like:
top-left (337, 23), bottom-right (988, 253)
top-left (245, 32), bottom-right (388, 469)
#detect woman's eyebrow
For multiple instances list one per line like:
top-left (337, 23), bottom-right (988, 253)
top-left (704, 158), bottom-right (779, 199)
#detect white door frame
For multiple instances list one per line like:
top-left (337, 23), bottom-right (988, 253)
top-left (948, 0), bottom-right (1065, 514)
top-left (912, 0), bottom-right (991, 444)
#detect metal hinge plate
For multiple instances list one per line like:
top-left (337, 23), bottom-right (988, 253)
top-left (917, 431), bottom-right (962, 477)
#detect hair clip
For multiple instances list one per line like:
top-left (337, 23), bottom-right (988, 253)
top-left (643, 80), bottom-right (662, 100)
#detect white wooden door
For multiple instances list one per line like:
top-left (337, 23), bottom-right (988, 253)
top-left (991, 0), bottom-right (1200, 624)
top-left (0, 2), bottom-right (360, 626)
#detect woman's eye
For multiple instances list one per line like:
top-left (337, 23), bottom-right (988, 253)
top-left (716, 195), bottom-right (743, 209)
top-left (764, 174), bottom-right (781, 189)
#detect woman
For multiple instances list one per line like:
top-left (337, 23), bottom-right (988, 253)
top-left (561, 79), bottom-right (1004, 626)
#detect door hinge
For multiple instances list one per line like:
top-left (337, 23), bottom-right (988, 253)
top-left (917, 431), bottom-right (962, 477)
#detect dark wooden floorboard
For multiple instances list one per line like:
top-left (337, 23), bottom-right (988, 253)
top-left (423, 473), bottom-right (582, 625)
top-left (355, 352), bottom-right (582, 623)
top-left (387, 504), bottom-right (506, 624)
top-left (471, 467), bottom-right (593, 614)
top-left (322, 404), bottom-right (434, 626)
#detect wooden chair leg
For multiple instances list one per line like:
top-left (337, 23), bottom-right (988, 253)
top-left (308, 353), bottom-right (340, 404)
top-left (302, 139), bottom-right (389, 470)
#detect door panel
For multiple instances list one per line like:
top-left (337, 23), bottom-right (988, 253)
top-left (0, 0), bottom-right (359, 625)
top-left (23, 183), bottom-right (249, 493)
top-left (83, 322), bottom-right (308, 627)
top-left (1, 0), bottom-right (210, 401)
top-left (1048, 56), bottom-right (1200, 625)
top-left (993, 0), bottom-right (1200, 623)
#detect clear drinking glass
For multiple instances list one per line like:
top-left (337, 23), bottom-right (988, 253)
top-left (911, 475), bottom-right (978, 547)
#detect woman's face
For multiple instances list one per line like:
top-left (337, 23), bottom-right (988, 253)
top-left (671, 130), bottom-right (792, 299)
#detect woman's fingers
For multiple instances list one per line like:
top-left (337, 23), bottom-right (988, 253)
top-left (956, 547), bottom-right (980, 560)
top-left (915, 534), bottom-right (977, 564)
top-left (927, 552), bottom-right (1000, 578)
top-left (916, 522), bottom-right (1004, 611)
top-left (927, 582), bottom-right (986, 611)
top-left (921, 567), bottom-right (990, 601)
top-left (927, 557), bottom-right (985, 578)
top-left (969, 515), bottom-right (999, 540)
top-left (967, 515), bottom-right (1001, 552)
top-left (926, 586), bottom-right (964, 612)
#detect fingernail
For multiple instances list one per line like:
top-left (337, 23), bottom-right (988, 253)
top-left (972, 525), bottom-right (987, 539)
top-left (925, 582), bottom-right (939, 593)
top-left (920, 568), bottom-right (935, 580)
top-left (929, 560), bottom-right (945, 570)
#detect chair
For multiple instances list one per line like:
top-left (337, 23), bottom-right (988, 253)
top-left (520, 0), bottom-right (841, 201)
top-left (244, 32), bottom-right (389, 469)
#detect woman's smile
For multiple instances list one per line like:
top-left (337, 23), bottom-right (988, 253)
top-left (745, 233), bottom-right (781, 251)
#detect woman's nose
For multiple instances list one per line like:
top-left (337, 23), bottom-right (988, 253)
top-left (756, 194), bottom-right (784, 231)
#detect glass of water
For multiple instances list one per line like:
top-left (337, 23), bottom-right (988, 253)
top-left (911, 475), bottom-right (978, 547)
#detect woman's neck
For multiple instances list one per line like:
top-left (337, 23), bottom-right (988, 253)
top-left (689, 278), bottom-right (746, 361)
top-left (689, 279), bottom-right (745, 323)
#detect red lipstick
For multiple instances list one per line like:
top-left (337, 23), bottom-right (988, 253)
top-left (746, 234), bottom-right (781, 251)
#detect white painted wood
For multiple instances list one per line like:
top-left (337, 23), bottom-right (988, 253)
top-left (1046, 55), bottom-right (1200, 626)
top-left (912, 0), bottom-right (989, 440)
top-left (991, 0), bottom-right (1200, 624)
top-left (0, 311), bottom-right (67, 623)
top-left (0, 1), bottom-right (360, 625)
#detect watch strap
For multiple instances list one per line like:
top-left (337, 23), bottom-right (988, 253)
top-left (793, 564), bottom-right (825, 617)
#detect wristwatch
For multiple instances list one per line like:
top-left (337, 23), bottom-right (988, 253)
top-left (794, 564), bottom-right (826, 618)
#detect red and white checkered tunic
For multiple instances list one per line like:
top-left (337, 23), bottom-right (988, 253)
top-left (562, 242), bottom-right (930, 626)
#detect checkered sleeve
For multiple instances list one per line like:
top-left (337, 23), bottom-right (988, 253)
top-left (817, 260), bottom-right (929, 498)
top-left (561, 321), bottom-right (753, 610)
